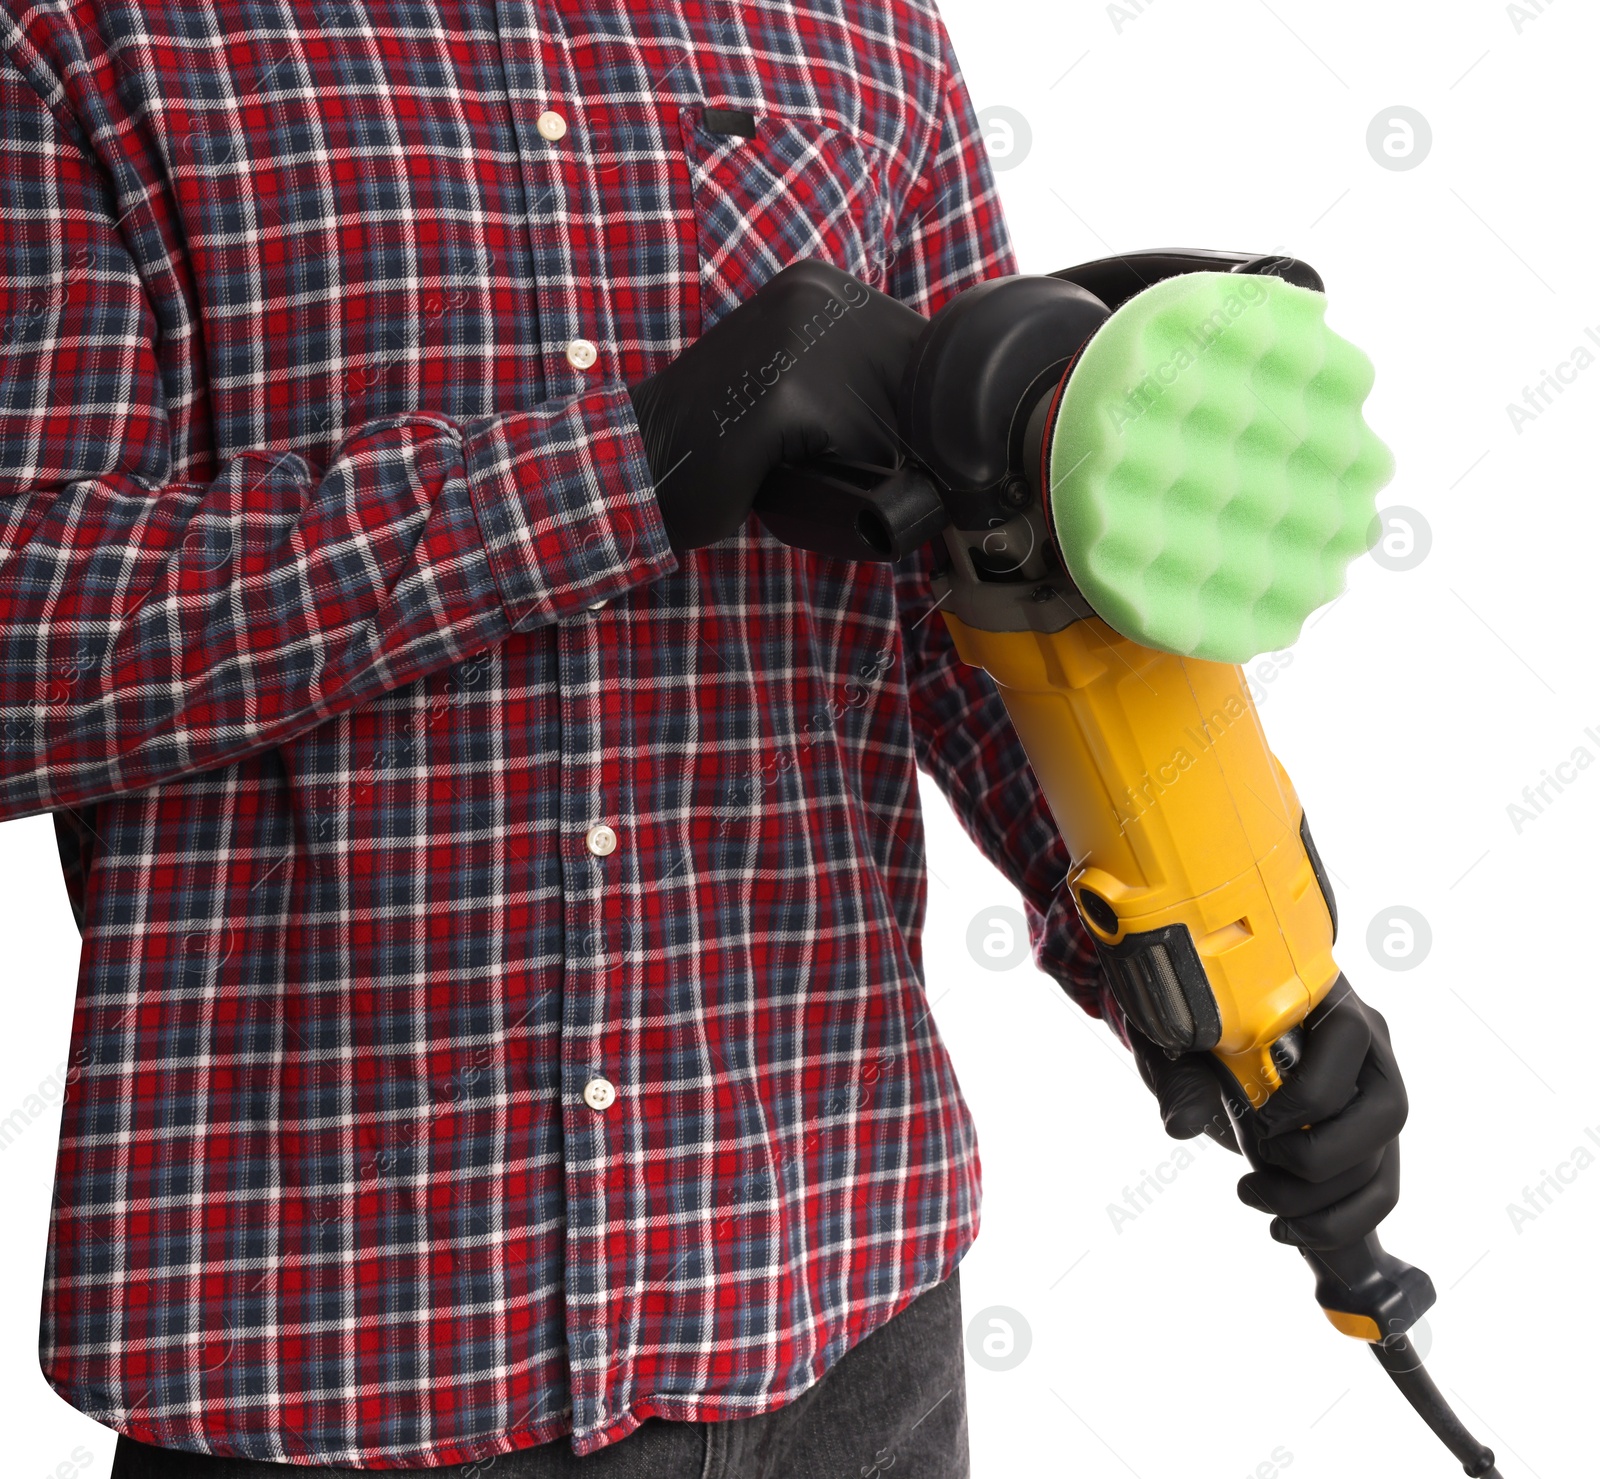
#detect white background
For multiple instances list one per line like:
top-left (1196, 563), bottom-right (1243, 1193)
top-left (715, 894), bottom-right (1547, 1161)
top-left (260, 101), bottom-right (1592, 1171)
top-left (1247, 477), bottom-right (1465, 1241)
top-left (0, 1), bottom-right (1593, 1476)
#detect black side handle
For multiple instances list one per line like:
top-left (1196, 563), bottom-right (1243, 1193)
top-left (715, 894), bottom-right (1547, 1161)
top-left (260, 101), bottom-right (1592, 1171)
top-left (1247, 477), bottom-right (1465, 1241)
top-left (754, 457), bottom-right (949, 562)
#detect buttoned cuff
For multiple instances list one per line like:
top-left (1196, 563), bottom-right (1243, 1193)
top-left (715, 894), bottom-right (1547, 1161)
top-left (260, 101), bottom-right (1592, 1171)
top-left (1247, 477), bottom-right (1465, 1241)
top-left (461, 386), bottom-right (676, 629)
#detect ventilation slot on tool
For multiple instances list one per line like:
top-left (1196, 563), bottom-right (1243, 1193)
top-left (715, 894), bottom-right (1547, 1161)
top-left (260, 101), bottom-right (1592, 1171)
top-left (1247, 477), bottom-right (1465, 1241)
top-left (1096, 923), bottom-right (1222, 1053)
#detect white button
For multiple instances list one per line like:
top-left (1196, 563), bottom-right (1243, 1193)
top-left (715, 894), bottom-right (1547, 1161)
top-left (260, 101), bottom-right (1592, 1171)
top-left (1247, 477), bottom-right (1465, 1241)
top-left (585, 823), bottom-right (618, 857)
top-left (536, 109), bottom-right (568, 141)
top-left (585, 597), bottom-right (609, 611)
top-left (583, 1076), bottom-right (616, 1111)
top-left (565, 337), bottom-right (598, 370)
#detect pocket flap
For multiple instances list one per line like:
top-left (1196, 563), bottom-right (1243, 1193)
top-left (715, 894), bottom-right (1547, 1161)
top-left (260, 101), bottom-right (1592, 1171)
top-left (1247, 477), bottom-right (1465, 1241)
top-left (680, 104), bottom-right (887, 333)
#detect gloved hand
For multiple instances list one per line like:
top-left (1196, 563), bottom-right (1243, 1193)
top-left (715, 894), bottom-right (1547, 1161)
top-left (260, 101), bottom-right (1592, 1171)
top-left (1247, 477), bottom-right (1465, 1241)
top-left (1128, 980), bottom-right (1409, 1250)
top-left (626, 257), bottom-right (925, 552)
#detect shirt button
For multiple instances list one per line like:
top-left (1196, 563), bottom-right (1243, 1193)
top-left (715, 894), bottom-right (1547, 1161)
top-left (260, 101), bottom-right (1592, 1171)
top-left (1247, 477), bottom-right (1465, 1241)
top-left (536, 109), bottom-right (568, 141)
top-left (585, 597), bottom-right (610, 612)
top-left (585, 823), bottom-right (618, 857)
top-left (583, 1076), bottom-right (616, 1111)
top-left (565, 337), bottom-right (598, 370)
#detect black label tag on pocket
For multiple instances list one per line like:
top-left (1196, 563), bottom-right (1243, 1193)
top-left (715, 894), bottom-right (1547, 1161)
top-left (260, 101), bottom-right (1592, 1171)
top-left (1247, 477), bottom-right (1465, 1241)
top-left (701, 106), bottom-right (757, 138)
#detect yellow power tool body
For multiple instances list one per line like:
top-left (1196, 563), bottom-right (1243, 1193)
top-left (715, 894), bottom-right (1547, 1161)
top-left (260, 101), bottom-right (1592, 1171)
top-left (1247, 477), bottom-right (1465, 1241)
top-left (941, 612), bottom-right (1338, 1115)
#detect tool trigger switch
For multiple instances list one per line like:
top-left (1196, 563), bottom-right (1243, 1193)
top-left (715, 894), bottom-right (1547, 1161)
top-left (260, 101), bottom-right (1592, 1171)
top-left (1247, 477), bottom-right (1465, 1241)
top-left (1270, 1028), bottom-right (1305, 1076)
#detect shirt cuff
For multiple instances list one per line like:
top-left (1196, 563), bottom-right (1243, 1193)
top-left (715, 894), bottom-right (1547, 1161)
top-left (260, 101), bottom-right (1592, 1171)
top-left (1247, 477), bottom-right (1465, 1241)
top-left (460, 385), bottom-right (676, 629)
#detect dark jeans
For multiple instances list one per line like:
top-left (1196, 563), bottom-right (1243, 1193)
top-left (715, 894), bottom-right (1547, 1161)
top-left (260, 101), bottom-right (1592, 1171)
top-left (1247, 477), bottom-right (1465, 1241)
top-left (110, 1269), bottom-right (967, 1478)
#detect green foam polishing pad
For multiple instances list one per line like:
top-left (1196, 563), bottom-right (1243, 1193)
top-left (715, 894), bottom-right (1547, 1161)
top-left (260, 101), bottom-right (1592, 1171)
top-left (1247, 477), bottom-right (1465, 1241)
top-left (1045, 271), bottom-right (1395, 663)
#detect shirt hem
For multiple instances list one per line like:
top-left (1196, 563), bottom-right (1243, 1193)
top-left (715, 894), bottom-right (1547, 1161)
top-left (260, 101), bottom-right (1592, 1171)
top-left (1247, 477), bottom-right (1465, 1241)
top-left (573, 1229), bottom-right (978, 1457)
top-left (40, 1235), bottom-right (979, 1469)
top-left (39, 1372), bottom-right (577, 1472)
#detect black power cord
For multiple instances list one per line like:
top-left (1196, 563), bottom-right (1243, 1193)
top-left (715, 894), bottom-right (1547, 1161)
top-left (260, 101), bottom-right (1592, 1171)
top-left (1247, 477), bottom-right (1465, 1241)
top-left (1369, 1333), bottom-right (1502, 1478)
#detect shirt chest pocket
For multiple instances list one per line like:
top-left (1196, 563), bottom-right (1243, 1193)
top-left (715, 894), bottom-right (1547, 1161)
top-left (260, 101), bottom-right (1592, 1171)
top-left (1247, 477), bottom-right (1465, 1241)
top-left (678, 104), bottom-right (889, 335)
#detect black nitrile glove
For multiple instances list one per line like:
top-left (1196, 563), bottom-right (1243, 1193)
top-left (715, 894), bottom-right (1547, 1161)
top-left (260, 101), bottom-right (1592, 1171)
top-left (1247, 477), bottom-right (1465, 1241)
top-left (1131, 981), bottom-right (1409, 1251)
top-left (1128, 1026), bottom-right (1240, 1151)
top-left (1235, 983), bottom-right (1409, 1250)
top-left (626, 257), bottom-right (926, 552)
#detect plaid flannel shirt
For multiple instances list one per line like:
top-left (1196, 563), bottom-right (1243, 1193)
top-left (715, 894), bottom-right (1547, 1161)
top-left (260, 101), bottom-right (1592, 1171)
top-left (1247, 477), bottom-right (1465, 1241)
top-left (0, 0), bottom-right (1108, 1464)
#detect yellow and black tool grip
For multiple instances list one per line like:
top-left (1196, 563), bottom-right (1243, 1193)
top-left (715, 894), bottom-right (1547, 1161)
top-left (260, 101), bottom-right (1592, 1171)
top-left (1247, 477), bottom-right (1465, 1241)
top-left (1209, 1039), bottom-right (1438, 1344)
top-left (1299, 1231), bottom-right (1437, 1344)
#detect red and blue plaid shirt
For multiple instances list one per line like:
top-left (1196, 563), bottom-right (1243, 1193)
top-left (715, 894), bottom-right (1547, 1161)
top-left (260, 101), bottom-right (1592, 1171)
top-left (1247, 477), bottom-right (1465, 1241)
top-left (0, 0), bottom-right (1108, 1464)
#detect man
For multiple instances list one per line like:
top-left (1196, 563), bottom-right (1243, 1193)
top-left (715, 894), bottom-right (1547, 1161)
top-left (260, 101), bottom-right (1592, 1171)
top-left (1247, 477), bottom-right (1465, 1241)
top-left (0, 0), bottom-right (1405, 1472)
